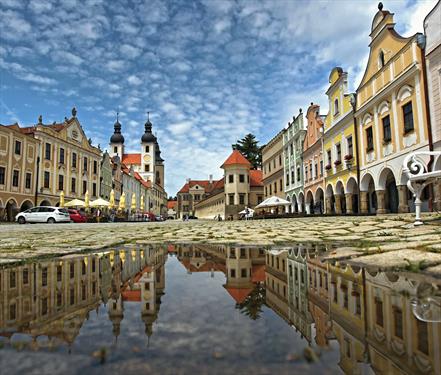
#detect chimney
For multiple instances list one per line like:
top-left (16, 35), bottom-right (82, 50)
top-left (186, 178), bottom-right (191, 184)
top-left (209, 174), bottom-right (213, 184)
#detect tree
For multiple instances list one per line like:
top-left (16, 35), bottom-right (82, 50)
top-left (235, 283), bottom-right (266, 320)
top-left (232, 133), bottom-right (262, 169)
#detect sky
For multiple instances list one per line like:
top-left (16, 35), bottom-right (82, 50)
top-left (0, 0), bottom-right (437, 196)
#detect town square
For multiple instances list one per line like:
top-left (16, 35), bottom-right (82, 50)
top-left (1, 1), bottom-right (441, 374)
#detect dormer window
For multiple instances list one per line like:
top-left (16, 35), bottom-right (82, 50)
top-left (334, 99), bottom-right (339, 115)
top-left (378, 50), bottom-right (385, 68)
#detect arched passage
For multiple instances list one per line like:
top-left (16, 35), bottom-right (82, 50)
top-left (286, 195), bottom-right (291, 213)
top-left (5, 199), bottom-right (18, 222)
top-left (335, 181), bottom-right (346, 214)
top-left (298, 192), bottom-right (305, 214)
top-left (305, 190), bottom-right (314, 215)
top-left (315, 187), bottom-right (324, 214)
top-left (326, 184), bottom-right (335, 214)
top-left (378, 168), bottom-right (398, 214)
top-left (360, 173), bottom-right (376, 214)
top-left (292, 194), bottom-right (298, 213)
top-left (40, 199), bottom-right (52, 207)
top-left (20, 200), bottom-right (33, 212)
top-left (346, 177), bottom-right (359, 214)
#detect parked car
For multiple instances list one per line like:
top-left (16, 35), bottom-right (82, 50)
top-left (15, 206), bottom-right (71, 224)
top-left (68, 209), bottom-right (87, 223)
top-left (143, 212), bottom-right (156, 222)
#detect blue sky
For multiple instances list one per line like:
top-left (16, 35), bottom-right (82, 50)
top-left (0, 0), bottom-right (437, 195)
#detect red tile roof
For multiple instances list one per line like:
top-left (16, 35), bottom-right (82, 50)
top-left (225, 287), bottom-right (253, 304)
top-left (251, 265), bottom-right (266, 283)
top-left (221, 150), bottom-right (251, 168)
top-left (122, 153), bottom-right (141, 165)
top-left (250, 169), bottom-right (263, 187)
top-left (178, 180), bottom-right (212, 193)
top-left (167, 201), bottom-right (177, 209)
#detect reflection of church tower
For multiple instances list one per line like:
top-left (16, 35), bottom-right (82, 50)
top-left (140, 114), bottom-right (157, 183)
top-left (108, 295), bottom-right (124, 342)
top-left (140, 269), bottom-right (157, 344)
top-left (109, 114), bottom-right (125, 158)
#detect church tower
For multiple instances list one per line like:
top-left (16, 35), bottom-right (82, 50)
top-left (109, 114), bottom-right (124, 158)
top-left (155, 140), bottom-right (164, 188)
top-left (140, 113), bottom-right (156, 182)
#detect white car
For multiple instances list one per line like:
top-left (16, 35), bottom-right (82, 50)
top-left (15, 206), bottom-right (71, 224)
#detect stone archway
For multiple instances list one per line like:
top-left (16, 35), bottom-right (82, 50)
top-left (378, 168), bottom-right (398, 214)
top-left (325, 184), bottom-right (335, 214)
top-left (298, 192), bottom-right (304, 214)
top-left (40, 199), bottom-right (52, 207)
top-left (286, 195), bottom-right (291, 213)
top-left (346, 177), bottom-right (359, 214)
top-left (360, 173), bottom-right (376, 214)
top-left (5, 199), bottom-right (18, 222)
top-left (315, 188), bottom-right (324, 214)
top-left (305, 190), bottom-right (314, 215)
top-left (20, 200), bottom-right (33, 212)
top-left (335, 181), bottom-right (346, 214)
top-left (292, 194), bottom-right (298, 213)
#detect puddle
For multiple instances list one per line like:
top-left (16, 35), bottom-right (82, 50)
top-left (0, 243), bottom-right (440, 374)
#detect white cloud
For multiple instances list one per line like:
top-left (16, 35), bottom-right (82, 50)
top-left (127, 75), bottom-right (142, 85)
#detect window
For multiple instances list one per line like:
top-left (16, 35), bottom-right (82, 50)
top-left (393, 307), bottom-right (403, 339)
top-left (92, 182), bottom-right (97, 196)
top-left (144, 164), bottom-right (150, 172)
top-left (83, 180), bottom-right (87, 194)
top-left (25, 172), bottom-right (31, 189)
top-left (230, 269), bottom-right (236, 278)
top-left (239, 174), bottom-right (245, 183)
top-left (314, 163), bottom-right (318, 178)
top-left (382, 115), bottom-right (391, 142)
top-left (59, 148), bottom-right (65, 164)
top-left (82, 260), bottom-right (86, 275)
top-left (366, 127), bottom-right (374, 152)
top-left (279, 155), bottom-right (282, 166)
top-left (145, 145), bottom-right (149, 153)
top-left (70, 287), bottom-right (75, 305)
top-left (417, 320), bottom-right (429, 355)
top-left (239, 194), bottom-right (245, 205)
top-left (45, 143), bottom-right (51, 160)
top-left (42, 267), bottom-right (48, 286)
top-left (375, 298), bottom-right (384, 327)
top-left (57, 292), bottom-right (62, 306)
top-left (241, 268), bottom-right (247, 277)
top-left (12, 170), bottom-right (19, 187)
top-left (286, 173), bottom-right (290, 185)
top-left (269, 184), bottom-right (272, 195)
top-left (44, 171), bottom-right (50, 189)
top-left (58, 175), bottom-right (64, 190)
top-left (304, 166), bottom-right (308, 181)
top-left (9, 271), bottom-right (16, 288)
top-left (114, 146), bottom-right (118, 153)
top-left (71, 177), bottom-right (76, 193)
top-left (93, 160), bottom-right (97, 174)
top-left (0, 167), bottom-right (5, 185)
top-left (334, 99), bottom-right (339, 115)
top-left (403, 102), bottom-right (414, 133)
top-left (83, 157), bottom-right (88, 171)
top-left (297, 166), bottom-right (300, 181)
top-left (229, 194), bottom-right (234, 205)
top-left (378, 50), bottom-right (385, 68)
top-left (309, 163), bottom-right (313, 179)
top-left (15, 140), bottom-right (21, 155)
top-left (320, 160), bottom-right (323, 175)
top-left (23, 268), bottom-right (29, 284)
top-left (70, 263), bottom-right (75, 279)
top-left (347, 136), bottom-right (353, 156)
top-left (336, 143), bottom-right (341, 162)
top-left (274, 181), bottom-right (277, 193)
top-left (72, 152), bottom-right (77, 168)
top-left (228, 174), bottom-right (234, 183)
top-left (57, 265), bottom-right (62, 282)
top-left (9, 303), bottom-right (16, 320)
top-left (327, 150), bottom-right (331, 165)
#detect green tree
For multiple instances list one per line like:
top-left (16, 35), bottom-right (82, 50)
top-left (235, 283), bottom-right (266, 320)
top-left (232, 133), bottom-right (262, 169)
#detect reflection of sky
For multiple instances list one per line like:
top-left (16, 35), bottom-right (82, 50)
top-left (0, 254), bottom-right (340, 374)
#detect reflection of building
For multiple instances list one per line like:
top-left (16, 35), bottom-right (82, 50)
top-left (0, 245), bottom-right (167, 348)
top-left (287, 245), bottom-right (314, 342)
top-left (265, 249), bottom-right (289, 321)
top-left (365, 270), bottom-right (441, 375)
top-left (329, 263), bottom-right (367, 374)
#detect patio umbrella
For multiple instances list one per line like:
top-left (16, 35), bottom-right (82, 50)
top-left (131, 194), bottom-right (137, 211)
top-left (109, 189), bottom-right (115, 209)
top-left (140, 195), bottom-right (144, 211)
top-left (239, 208), bottom-right (255, 215)
top-left (255, 196), bottom-right (290, 209)
top-left (65, 199), bottom-right (85, 207)
top-left (59, 191), bottom-right (65, 208)
top-left (119, 192), bottom-right (126, 211)
top-left (85, 190), bottom-right (90, 209)
top-left (90, 198), bottom-right (110, 207)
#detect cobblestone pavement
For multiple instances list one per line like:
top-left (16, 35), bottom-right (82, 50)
top-left (1, 213), bottom-right (440, 277)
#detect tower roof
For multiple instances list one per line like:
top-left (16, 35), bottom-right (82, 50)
top-left (221, 150), bottom-right (251, 168)
top-left (110, 114), bottom-right (124, 144)
top-left (141, 114), bottom-right (157, 143)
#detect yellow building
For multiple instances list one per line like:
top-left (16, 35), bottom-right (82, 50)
top-left (355, 3), bottom-right (431, 214)
top-left (324, 67), bottom-right (359, 214)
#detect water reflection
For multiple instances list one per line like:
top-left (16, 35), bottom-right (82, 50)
top-left (0, 243), bottom-right (440, 374)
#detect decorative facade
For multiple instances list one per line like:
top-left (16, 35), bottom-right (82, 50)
top-left (283, 109), bottom-right (306, 213)
top-left (324, 67), bottom-right (359, 214)
top-left (303, 103), bottom-right (325, 214)
top-left (355, 4), bottom-right (431, 214)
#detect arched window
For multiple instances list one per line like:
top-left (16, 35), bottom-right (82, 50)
top-left (378, 50), bottom-right (385, 68)
top-left (334, 99), bottom-right (339, 115)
